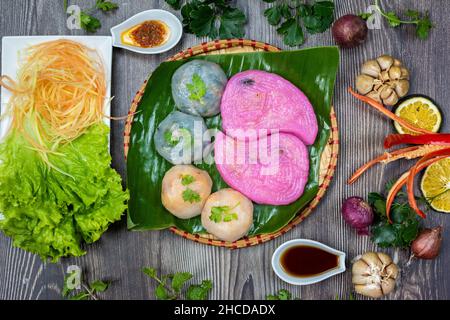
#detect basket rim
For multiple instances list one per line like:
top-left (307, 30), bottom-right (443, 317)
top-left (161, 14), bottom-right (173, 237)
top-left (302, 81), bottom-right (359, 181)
top-left (124, 39), bottom-right (339, 249)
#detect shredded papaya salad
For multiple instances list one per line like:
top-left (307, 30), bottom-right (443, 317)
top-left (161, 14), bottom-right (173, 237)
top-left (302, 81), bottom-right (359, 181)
top-left (347, 87), bottom-right (450, 222)
top-left (0, 39), bottom-right (129, 261)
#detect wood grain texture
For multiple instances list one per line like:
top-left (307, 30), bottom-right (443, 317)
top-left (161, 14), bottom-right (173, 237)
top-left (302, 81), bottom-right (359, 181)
top-left (0, 0), bottom-right (449, 300)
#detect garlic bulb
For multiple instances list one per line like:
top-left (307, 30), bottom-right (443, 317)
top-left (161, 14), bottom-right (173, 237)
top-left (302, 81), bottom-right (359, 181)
top-left (352, 252), bottom-right (399, 298)
top-left (355, 55), bottom-right (410, 106)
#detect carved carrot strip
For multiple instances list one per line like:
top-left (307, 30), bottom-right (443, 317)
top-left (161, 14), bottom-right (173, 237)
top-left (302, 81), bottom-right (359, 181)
top-left (384, 133), bottom-right (450, 149)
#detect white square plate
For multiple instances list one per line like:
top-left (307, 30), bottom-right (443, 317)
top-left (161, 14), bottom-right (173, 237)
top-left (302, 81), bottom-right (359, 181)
top-left (0, 36), bottom-right (112, 140)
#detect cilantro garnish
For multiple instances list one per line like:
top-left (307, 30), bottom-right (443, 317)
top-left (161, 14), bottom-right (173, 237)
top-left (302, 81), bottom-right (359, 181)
top-left (209, 203), bottom-right (239, 223)
top-left (267, 289), bottom-right (296, 300)
top-left (263, 0), bottom-right (334, 47)
top-left (164, 130), bottom-right (180, 146)
top-left (182, 188), bottom-right (201, 203)
top-left (62, 269), bottom-right (109, 300)
top-left (142, 267), bottom-right (212, 300)
top-left (165, 0), bottom-right (247, 39)
top-left (181, 174), bottom-right (195, 186)
top-left (66, 0), bottom-right (119, 33)
top-left (186, 73), bottom-right (207, 102)
top-left (373, 0), bottom-right (433, 39)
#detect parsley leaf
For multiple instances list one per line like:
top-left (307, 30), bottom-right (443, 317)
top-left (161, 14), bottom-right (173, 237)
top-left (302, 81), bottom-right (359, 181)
top-left (209, 204), bottom-right (239, 223)
top-left (174, 0), bottom-right (247, 39)
top-left (95, 0), bottom-right (118, 11)
top-left (80, 11), bottom-right (101, 33)
top-left (181, 174), bottom-right (195, 186)
top-left (416, 13), bottom-right (433, 39)
top-left (164, 130), bottom-right (180, 146)
top-left (385, 11), bottom-right (402, 27)
top-left (182, 188), bottom-right (201, 203)
top-left (264, 5), bottom-right (282, 26)
top-left (186, 280), bottom-right (213, 300)
top-left (277, 18), bottom-right (304, 47)
top-left (186, 73), bottom-right (207, 102)
top-left (267, 289), bottom-right (294, 300)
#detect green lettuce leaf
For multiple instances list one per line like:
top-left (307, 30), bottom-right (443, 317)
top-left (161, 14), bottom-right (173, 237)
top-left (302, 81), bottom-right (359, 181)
top-left (0, 124), bottom-right (129, 262)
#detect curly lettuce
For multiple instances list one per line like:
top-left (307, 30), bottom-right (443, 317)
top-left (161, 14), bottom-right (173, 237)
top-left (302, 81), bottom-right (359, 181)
top-left (0, 124), bottom-right (129, 262)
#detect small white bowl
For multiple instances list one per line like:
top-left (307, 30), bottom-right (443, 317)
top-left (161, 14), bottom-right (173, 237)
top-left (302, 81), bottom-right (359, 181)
top-left (110, 9), bottom-right (183, 54)
top-left (271, 239), bottom-right (346, 286)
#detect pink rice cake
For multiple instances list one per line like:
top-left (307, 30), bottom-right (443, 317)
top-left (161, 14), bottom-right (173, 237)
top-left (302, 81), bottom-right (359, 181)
top-left (220, 70), bottom-right (318, 145)
top-left (214, 131), bottom-right (310, 205)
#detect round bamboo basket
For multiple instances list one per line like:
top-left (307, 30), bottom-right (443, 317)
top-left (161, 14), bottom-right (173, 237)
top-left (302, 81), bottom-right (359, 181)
top-left (124, 39), bottom-right (339, 248)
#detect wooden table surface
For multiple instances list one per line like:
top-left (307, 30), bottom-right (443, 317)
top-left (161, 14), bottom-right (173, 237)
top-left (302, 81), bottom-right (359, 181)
top-left (1, 0), bottom-right (449, 300)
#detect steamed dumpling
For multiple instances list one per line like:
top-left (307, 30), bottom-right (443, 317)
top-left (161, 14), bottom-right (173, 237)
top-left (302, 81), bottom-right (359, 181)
top-left (171, 60), bottom-right (227, 117)
top-left (154, 111), bottom-right (208, 164)
top-left (161, 165), bottom-right (213, 219)
top-left (201, 188), bottom-right (253, 242)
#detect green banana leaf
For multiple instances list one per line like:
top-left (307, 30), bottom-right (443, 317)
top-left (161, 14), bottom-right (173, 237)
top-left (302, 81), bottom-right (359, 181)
top-left (127, 47), bottom-right (339, 235)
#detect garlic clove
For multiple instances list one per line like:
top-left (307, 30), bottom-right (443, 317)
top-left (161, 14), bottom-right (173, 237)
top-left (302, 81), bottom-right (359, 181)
top-left (400, 67), bottom-right (410, 80)
top-left (393, 58), bottom-right (402, 67)
top-left (383, 91), bottom-right (399, 106)
top-left (381, 278), bottom-right (396, 295)
top-left (361, 252), bottom-right (383, 269)
top-left (377, 252), bottom-right (393, 266)
top-left (352, 274), bottom-right (370, 285)
top-left (394, 79), bottom-right (410, 98)
top-left (361, 60), bottom-right (381, 78)
top-left (356, 74), bottom-right (375, 95)
top-left (352, 259), bottom-right (370, 274)
top-left (385, 263), bottom-right (399, 279)
top-left (366, 90), bottom-right (382, 103)
top-left (380, 70), bottom-right (390, 82)
top-left (355, 283), bottom-right (383, 298)
top-left (380, 85), bottom-right (394, 100)
top-left (388, 66), bottom-right (402, 80)
top-left (377, 55), bottom-right (394, 70)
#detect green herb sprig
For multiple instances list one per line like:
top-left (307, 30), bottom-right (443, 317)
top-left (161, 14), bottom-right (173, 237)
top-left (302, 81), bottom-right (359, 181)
top-left (186, 73), bottom-right (207, 102)
top-left (142, 267), bottom-right (212, 300)
top-left (165, 0), bottom-right (247, 39)
top-left (66, 0), bottom-right (119, 33)
top-left (371, 0), bottom-right (433, 39)
top-left (266, 289), bottom-right (296, 300)
top-left (262, 0), bottom-right (334, 47)
top-left (182, 188), bottom-right (201, 203)
top-left (62, 269), bottom-right (109, 300)
top-left (368, 181), bottom-right (421, 248)
top-left (209, 203), bottom-right (239, 223)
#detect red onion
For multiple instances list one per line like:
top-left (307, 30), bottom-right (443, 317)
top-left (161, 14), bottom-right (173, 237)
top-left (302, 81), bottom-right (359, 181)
top-left (411, 226), bottom-right (443, 259)
top-left (332, 14), bottom-right (368, 48)
top-left (341, 197), bottom-right (374, 235)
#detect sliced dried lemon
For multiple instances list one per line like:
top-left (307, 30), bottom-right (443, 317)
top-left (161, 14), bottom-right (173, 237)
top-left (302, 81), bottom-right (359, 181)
top-left (421, 157), bottom-right (450, 213)
top-left (394, 95), bottom-right (442, 134)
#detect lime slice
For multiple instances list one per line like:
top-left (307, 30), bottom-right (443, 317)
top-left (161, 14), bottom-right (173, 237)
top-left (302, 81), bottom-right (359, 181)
top-left (421, 157), bottom-right (450, 213)
top-left (394, 95), bottom-right (442, 134)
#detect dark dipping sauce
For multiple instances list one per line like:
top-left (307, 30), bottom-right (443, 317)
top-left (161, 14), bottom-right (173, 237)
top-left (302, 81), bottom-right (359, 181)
top-left (280, 245), bottom-right (339, 277)
top-left (129, 20), bottom-right (168, 48)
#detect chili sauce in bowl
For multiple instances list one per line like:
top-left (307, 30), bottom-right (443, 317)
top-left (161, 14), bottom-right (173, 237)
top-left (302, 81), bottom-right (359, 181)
top-left (111, 9), bottom-right (182, 54)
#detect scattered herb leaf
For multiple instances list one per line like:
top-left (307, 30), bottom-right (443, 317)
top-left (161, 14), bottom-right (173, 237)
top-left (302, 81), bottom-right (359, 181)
top-left (267, 289), bottom-right (294, 300)
top-left (95, 0), bottom-right (119, 11)
top-left (143, 267), bottom-right (212, 300)
top-left (358, 12), bottom-right (373, 21)
top-left (164, 130), bottom-right (180, 146)
top-left (263, 0), bottom-right (334, 47)
top-left (181, 174), bottom-right (195, 186)
top-left (209, 204), bottom-right (239, 223)
top-left (65, 0), bottom-right (119, 33)
top-left (182, 188), bottom-right (201, 203)
top-left (80, 11), bottom-right (101, 33)
top-left (169, 0), bottom-right (247, 39)
top-left (61, 269), bottom-right (109, 300)
top-left (186, 73), bottom-right (207, 102)
top-left (374, 0), bottom-right (433, 39)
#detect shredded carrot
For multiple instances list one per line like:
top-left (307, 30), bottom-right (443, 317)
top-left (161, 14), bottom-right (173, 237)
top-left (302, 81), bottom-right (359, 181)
top-left (0, 39), bottom-right (107, 164)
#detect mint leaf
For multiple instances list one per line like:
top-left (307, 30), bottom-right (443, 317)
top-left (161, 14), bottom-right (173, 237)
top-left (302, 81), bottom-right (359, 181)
top-left (182, 188), bottom-right (201, 203)
top-left (181, 175), bottom-right (195, 186)
top-left (142, 267), bottom-right (158, 279)
top-left (186, 280), bottom-right (212, 300)
top-left (156, 283), bottom-right (174, 300)
top-left (172, 272), bottom-right (193, 293)
top-left (186, 73), bottom-right (207, 102)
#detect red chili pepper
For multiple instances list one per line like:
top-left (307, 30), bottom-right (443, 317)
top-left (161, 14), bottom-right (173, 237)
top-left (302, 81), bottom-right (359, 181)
top-left (385, 155), bottom-right (449, 223)
top-left (384, 133), bottom-right (450, 149)
top-left (406, 147), bottom-right (450, 219)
